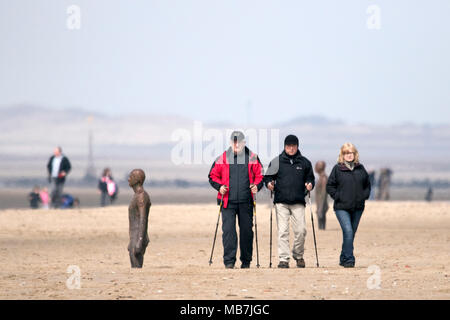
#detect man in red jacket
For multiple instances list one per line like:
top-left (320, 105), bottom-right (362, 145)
top-left (208, 131), bottom-right (264, 269)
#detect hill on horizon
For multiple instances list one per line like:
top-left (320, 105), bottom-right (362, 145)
top-left (1, 104), bottom-right (450, 182)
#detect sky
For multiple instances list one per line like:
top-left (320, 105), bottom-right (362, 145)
top-left (0, 0), bottom-right (449, 125)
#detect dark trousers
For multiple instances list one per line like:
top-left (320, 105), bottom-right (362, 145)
top-left (100, 192), bottom-right (111, 207)
top-left (335, 209), bottom-right (363, 264)
top-left (51, 178), bottom-right (65, 208)
top-left (221, 201), bottom-right (254, 266)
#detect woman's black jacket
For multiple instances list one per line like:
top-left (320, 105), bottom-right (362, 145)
top-left (326, 163), bottom-right (371, 211)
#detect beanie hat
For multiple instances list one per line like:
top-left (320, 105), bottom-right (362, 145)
top-left (284, 134), bottom-right (299, 146)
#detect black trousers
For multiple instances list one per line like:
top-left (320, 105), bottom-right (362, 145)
top-left (51, 178), bottom-right (65, 208)
top-left (100, 192), bottom-right (111, 207)
top-left (221, 200), bottom-right (254, 266)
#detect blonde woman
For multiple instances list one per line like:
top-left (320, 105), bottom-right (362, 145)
top-left (326, 143), bottom-right (371, 268)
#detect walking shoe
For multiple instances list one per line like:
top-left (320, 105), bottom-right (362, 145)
top-left (343, 262), bottom-right (355, 268)
top-left (296, 258), bottom-right (305, 268)
top-left (225, 264), bottom-right (235, 269)
top-left (277, 261), bottom-right (289, 268)
top-left (240, 263), bottom-right (250, 269)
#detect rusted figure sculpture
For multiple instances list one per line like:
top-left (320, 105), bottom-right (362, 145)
top-left (314, 161), bottom-right (329, 230)
top-left (127, 169), bottom-right (151, 268)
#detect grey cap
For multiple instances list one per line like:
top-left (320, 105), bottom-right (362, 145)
top-left (230, 130), bottom-right (245, 142)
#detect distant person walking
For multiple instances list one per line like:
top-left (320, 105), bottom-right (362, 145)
top-left (425, 186), bottom-right (433, 202)
top-left (98, 168), bottom-right (118, 206)
top-left (264, 135), bottom-right (315, 268)
top-left (314, 161), bottom-right (329, 230)
top-left (208, 131), bottom-right (264, 269)
top-left (326, 143), bottom-right (371, 268)
top-left (47, 146), bottom-right (71, 208)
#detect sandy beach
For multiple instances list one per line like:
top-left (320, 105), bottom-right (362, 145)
top-left (0, 201), bottom-right (449, 300)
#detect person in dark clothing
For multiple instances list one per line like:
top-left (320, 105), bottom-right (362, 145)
top-left (28, 185), bottom-right (41, 209)
top-left (208, 131), bottom-right (264, 269)
top-left (47, 146), bottom-right (71, 208)
top-left (326, 142), bottom-right (371, 268)
top-left (264, 135), bottom-right (315, 268)
top-left (425, 186), bottom-right (433, 202)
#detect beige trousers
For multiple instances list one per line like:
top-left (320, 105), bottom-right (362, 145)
top-left (275, 203), bottom-right (307, 262)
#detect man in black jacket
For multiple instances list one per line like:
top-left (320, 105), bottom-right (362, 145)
top-left (264, 135), bottom-right (315, 268)
top-left (47, 146), bottom-right (71, 208)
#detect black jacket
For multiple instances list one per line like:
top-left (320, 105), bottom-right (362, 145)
top-left (228, 149), bottom-right (252, 203)
top-left (47, 155), bottom-right (71, 183)
top-left (326, 163), bottom-right (371, 211)
top-left (264, 150), bottom-right (315, 205)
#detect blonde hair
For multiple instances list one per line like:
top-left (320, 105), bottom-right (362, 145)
top-left (338, 142), bottom-right (360, 164)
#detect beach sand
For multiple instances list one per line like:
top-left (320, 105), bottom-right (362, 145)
top-left (0, 201), bottom-right (449, 299)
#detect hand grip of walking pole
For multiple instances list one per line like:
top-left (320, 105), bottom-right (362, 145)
top-left (308, 191), bottom-right (320, 268)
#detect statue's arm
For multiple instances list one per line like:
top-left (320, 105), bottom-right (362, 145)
top-left (135, 194), bottom-right (148, 253)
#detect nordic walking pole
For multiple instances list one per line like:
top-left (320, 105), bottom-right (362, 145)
top-left (308, 191), bottom-right (319, 267)
top-left (253, 191), bottom-right (260, 268)
top-left (269, 190), bottom-right (273, 268)
top-left (209, 194), bottom-right (224, 266)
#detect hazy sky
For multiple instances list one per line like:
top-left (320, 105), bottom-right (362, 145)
top-left (1, 0), bottom-right (449, 125)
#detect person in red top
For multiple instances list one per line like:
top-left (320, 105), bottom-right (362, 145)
top-left (208, 131), bottom-right (264, 269)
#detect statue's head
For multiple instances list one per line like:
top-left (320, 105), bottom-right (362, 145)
top-left (314, 161), bottom-right (326, 174)
top-left (128, 169), bottom-right (145, 187)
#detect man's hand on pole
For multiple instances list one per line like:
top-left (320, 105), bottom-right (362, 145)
top-left (267, 180), bottom-right (275, 191)
top-left (219, 185), bottom-right (228, 195)
top-left (305, 182), bottom-right (313, 192)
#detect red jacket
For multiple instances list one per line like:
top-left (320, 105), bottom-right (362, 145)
top-left (208, 148), bottom-right (264, 208)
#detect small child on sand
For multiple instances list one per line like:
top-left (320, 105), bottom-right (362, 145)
top-left (39, 187), bottom-right (50, 209)
top-left (28, 185), bottom-right (41, 209)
